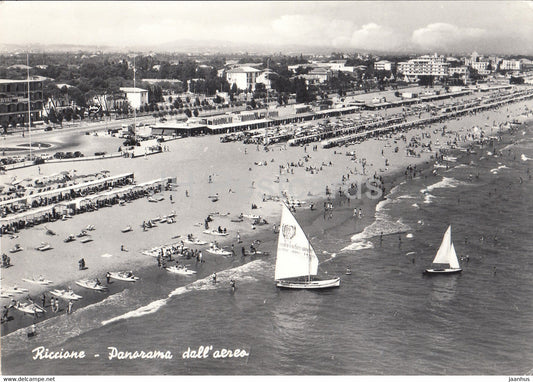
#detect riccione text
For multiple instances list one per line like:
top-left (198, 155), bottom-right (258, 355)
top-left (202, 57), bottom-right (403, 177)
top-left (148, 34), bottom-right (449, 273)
top-left (31, 345), bottom-right (250, 361)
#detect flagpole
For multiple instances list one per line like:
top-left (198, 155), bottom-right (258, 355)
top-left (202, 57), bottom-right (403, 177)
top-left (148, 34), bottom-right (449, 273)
top-left (133, 54), bottom-right (136, 140)
top-left (27, 53), bottom-right (32, 161)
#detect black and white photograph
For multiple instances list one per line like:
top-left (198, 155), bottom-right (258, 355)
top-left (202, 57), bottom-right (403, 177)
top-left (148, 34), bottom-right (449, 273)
top-left (1, 1), bottom-right (532, 379)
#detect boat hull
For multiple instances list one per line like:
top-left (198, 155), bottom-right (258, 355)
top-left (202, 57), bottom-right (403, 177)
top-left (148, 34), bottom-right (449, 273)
top-left (166, 267), bottom-right (196, 275)
top-left (203, 230), bottom-right (228, 236)
top-left (424, 268), bottom-right (462, 274)
top-left (206, 249), bottom-right (232, 256)
top-left (276, 277), bottom-right (341, 289)
top-left (75, 280), bottom-right (108, 291)
top-left (50, 290), bottom-right (82, 300)
top-left (109, 272), bottom-right (139, 282)
top-left (15, 304), bottom-right (45, 314)
top-left (22, 278), bottom-right (53, 285)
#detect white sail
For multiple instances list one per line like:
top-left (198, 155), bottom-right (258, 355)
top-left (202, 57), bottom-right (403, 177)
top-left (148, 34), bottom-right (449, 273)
top-left (432, 226), bottom-right (451, 265)
top-left (275, 204), bottom-right (319, 280)
top-left (449, 243), bottom-right (460, 269)
top-left (432, 226), bottom-right (460, 269)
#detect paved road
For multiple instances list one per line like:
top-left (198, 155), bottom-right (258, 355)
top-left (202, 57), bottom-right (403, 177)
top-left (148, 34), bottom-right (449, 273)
top-left (1, 115), bottom-right (155, 151)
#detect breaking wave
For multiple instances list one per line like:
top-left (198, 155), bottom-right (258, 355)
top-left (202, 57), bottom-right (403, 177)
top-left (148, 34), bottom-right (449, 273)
top-left (490, 165), bottom-right (509, 174)
top-left (101, 260), bottom-right (267, 326)
top-left (342, 187), bottom-right (411, 252)
top-left (420, 177), bottom-right (467, 194)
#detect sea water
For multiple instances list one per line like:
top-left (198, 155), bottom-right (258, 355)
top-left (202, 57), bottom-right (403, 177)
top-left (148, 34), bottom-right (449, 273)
top-left (2, 125), bottom-right (533, 375)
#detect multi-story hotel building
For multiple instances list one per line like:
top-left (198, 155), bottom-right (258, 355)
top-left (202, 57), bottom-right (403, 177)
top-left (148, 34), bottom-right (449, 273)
top-left (0, 77), bottom-right (43, 129)
top-left (397, 54), bottom-right (449, 82)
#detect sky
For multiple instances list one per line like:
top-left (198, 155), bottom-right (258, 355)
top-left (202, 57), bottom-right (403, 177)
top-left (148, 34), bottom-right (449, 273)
top-left (1, 1), bottom-right (532, 54)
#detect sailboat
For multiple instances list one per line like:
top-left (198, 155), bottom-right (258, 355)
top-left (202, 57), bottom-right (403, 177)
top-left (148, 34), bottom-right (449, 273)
top-left (424, 225), bottom-right (462, 274)
top-left (275, 203), bottom-right (340, 289)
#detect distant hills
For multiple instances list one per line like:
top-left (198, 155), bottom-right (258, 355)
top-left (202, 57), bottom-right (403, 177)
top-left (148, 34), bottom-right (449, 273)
top-left (0, 39), bottom-right (413, 56)
top-left (0, 39), bottom-right (520, 57)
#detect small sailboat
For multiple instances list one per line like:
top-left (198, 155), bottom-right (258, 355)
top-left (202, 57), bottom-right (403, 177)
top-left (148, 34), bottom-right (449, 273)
top-left (183, 237), bottom-right (207, 245)
top-left (77, 230), bottom-right (89, 238)
top-left (35, 242), bottom-right (52, 251)
top-left (243, 250), bottom-right (270, 256)
top-left (165, 265), bottom-right (197, 275)
top-left (203, 229), bottom-right (228, 236)
top-left (424, 225), bottom-right (462, 274)
top-left (108, 271), bottom-right (139, 282)
top-left (3, 286), bottom-right (29, 295)
top-left (275, 204), bottom-right (340, 289)
top-left (15, 303), bottom-right (46, 315)
top-left (206, 246), bottom-right (232, 256)
top-left (75, 279), bottom-right (108, 291)
top-left (50, 289), bottom-right (82, 300)
top-left (22, 276), bottom-right (53, 285)
top-left (64, 234), bottom-right (76, 243)
top-left (9, 244), bottom-right (23, 253)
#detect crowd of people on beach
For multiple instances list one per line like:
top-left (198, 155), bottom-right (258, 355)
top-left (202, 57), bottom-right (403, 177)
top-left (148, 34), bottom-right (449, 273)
top-left (1, 178), bottom-right (168, 235)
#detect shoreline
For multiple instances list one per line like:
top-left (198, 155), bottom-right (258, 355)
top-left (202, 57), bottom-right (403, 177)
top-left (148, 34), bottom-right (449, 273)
top-left (1, 97), bottom-right (532, 337)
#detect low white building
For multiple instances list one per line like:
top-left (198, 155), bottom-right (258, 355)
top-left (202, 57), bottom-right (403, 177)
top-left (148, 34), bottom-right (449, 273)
top-left (300, 67), bottom-right (332, 84)
top-left (226, 66), bottom-right (262, 91)
top-left (327, 60), bottom-right (355, 73)
top-left (500, 59), bottom-right (522, 71)
top-left (119, 87), bottom-right (149, 109)
top-left (374, 60), bottom-right (393, 71)
top-left (256, 69), bottom-right (277, 89)
top-left (448, 66), bottom-right (470, 83)
top-left (469, 61), bottom-right (491, 75)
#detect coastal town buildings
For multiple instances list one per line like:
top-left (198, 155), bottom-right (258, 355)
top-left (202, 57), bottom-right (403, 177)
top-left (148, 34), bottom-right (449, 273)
top-left (374, 60), bottom-right (393, 71)
top-left (448, 66), bottom-right (470, 84)
top-left (0, 77), bottom-right (44, 128)
top-left (500, 59), bottom-right (522, 71)
top-left (325, 60), bottom-right (355, 73)
top-left (300, 67), bottom-right (332, 84)
top-left (226, 66), bottom-right (262, 91)
top-left (119, 87), bottom-right (149, 109)
top-left (470, 61), bottom-right (491, 75)
top-left (255, 69), bottom-right (277, 90)
top-left (397, 54), bottom-right (450, 82)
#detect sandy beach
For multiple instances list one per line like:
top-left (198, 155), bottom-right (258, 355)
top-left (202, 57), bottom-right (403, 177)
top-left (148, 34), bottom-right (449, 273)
top-left (1, 93), bottom-right (532, 333)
